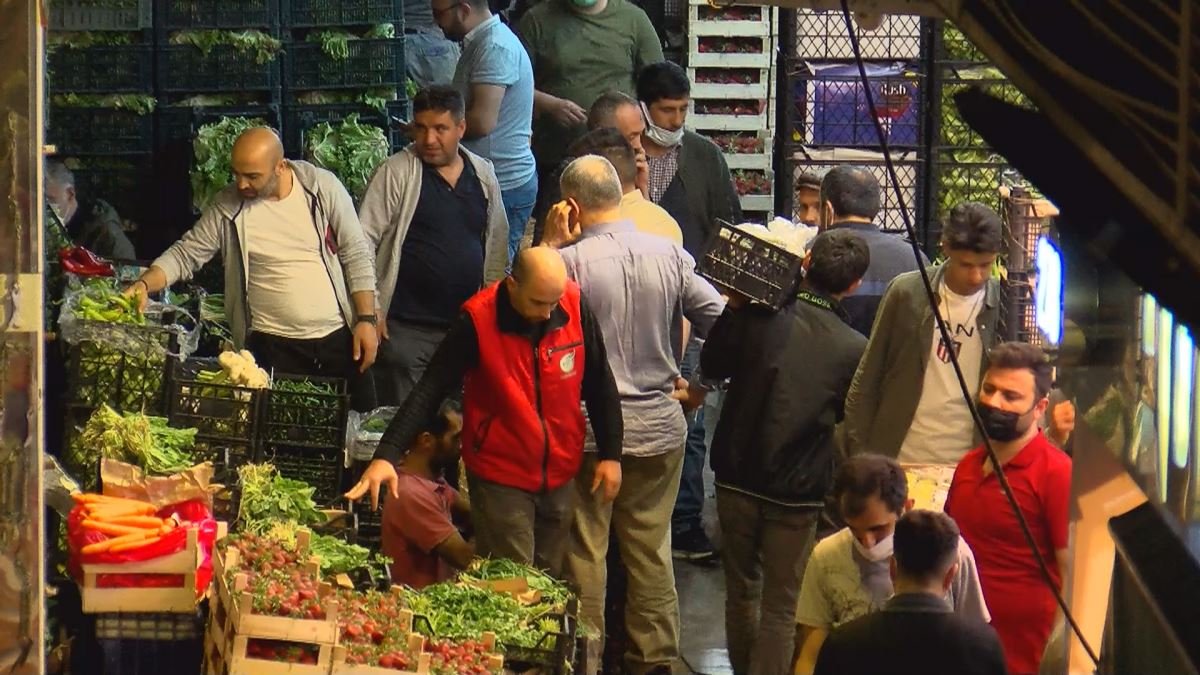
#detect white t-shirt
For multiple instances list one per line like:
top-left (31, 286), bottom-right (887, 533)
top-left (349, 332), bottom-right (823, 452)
top-left (243, 184), bottom-right (344, 339)
top-left (795, 528), bottom-right (991, 629)
top-left (897, 281), bottom-right (986, 465)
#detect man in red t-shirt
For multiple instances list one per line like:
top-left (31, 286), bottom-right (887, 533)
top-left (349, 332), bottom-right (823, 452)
top-left (946, 341), bottom-right (1072, 675)
top-left (381, 399), bottom-right (474, 588)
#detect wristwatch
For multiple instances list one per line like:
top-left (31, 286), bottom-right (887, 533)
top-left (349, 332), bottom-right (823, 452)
top-left (355, 314), bottom-right (378, 326)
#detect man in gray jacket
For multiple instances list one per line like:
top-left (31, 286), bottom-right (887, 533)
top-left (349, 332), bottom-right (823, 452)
top-left (126, 127), bottom-right (380, 410)
top-left (359, 86), bottom-right (509, 406)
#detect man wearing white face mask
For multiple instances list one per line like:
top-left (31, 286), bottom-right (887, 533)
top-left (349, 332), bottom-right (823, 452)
top-left (794, 454), bottom-right (990, 675)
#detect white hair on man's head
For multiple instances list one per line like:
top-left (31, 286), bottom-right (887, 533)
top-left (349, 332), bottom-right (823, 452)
top-left (559, 155), bottom-right (623, 211)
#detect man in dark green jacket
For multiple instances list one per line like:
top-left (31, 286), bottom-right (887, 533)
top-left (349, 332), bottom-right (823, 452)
top-left (45, 160), bottom-right (136, 260)
top-left (843, 202), bottom-right (1004, 463)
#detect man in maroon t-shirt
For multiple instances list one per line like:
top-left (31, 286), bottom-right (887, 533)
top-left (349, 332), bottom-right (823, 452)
top-left (381, 400), bottom-right (474, 588)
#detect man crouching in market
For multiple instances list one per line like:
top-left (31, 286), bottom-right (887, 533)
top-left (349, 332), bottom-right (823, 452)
top-left (123, 127), bottom-right (380, 411)
top-left (348, 246), bottom-right (624, 577)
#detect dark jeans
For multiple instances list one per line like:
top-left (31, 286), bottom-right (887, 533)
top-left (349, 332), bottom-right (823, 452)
top-left (375, 320), bottom-right (448, 407)
top-left (466, 471), bottom-right (576, 578)
top-left (672, 338), bottom-right (708, 537)
top-left (246, 325), bottom-right (377, 413)
top-left (716, 487), bottom-right (819, 675)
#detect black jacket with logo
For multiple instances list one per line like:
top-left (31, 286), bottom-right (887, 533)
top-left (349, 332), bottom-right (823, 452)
top-left (701, 290), bottom-right (867, 505)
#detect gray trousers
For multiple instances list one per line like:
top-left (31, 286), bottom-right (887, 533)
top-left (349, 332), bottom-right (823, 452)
top-left (716, 486), bottom-right (819, 675)
top-left (566, 450), bottom-right (684, 673)
top-left (466, 471), bottom-right (576, 578)
top-left (375, 320), bottom-right (447, 407)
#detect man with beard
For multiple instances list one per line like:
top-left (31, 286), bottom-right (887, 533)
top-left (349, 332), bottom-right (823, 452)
top-left (359, 86), bottom-right (510, 406)
top-left (434, 0), bottom-right (538, 258)
top-left (946, 341), bottom-right (1072, 675)
top-left (126, 127), bottom-right (379, 410)
top-left (382, 399), bottom-right (474, 588)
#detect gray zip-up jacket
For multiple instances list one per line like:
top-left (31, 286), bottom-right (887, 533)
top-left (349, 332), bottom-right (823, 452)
top-left (843, 264), bottom-right (1001, 458)
top-left (358, 145), bottom-right (509, 318)
top-left (152, 160), bottom-right (377, 347)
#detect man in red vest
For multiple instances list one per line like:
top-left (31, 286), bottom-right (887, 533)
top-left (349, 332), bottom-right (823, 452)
top-left (348, 246), bottom-right (624, 575)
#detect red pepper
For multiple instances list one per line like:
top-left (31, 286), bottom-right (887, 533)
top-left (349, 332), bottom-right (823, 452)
top-left (59, 246), bottom-right (114, 277)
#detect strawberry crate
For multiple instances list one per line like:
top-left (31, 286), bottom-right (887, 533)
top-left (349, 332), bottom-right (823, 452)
top-left (259, 373), bottom-right (349, 449)
top-left (689, 67), bottom-right (771, 99)
top-left (689, 98), bottom-right (770, 131)
top-left (688, 35), bottom-right (773, 69)
top-left (687, 3), bottom-right (770, 33)
top-left (206, 634), bottom-right (334, 675)
top-left (81, 527), bottom-right (202, 614)
top-left (699, 130), bottom-right (773, 170)
top-left (49, 0), bottom-right (152, 30)
top-left (739, 194), bottom-right (775, 213)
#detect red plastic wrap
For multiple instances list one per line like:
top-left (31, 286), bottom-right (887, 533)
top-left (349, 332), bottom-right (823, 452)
top-left (68, 498), bottom-right (217, 596)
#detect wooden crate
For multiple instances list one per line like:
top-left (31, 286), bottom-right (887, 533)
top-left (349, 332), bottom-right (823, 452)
top-left (688, 34), bottom-right (774, 69)
top-left (225, 571), bottom-right (340, 644)
top-left (726, 151), bottom-right (774, 170)
top-left (739, 194), bottom-right (776, 212)
top-left (332, 632), bottom-right (504, 675)
top-left (687, 8), bottom-right (771, 36)
top-left (81, 527), bottom-right (201, 614)
top-left (207, 633), bottom-right (335, 675)
top-left (689, 67), bottom-right (772, 100)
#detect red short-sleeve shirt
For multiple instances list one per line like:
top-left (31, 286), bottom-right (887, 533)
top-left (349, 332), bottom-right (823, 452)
top-left (945, 431), bottom-right (1072, 675)
top-left (381, 472), bottom-right (460, 589)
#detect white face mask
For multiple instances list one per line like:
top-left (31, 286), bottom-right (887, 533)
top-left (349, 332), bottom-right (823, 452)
top-left (640, 101), bottom-right (684, 148)
top-left (852, 533), bottom-right (894, 563)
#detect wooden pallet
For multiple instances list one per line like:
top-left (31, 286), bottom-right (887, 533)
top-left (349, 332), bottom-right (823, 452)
top-left (81, 527), bottom-right (201, 614)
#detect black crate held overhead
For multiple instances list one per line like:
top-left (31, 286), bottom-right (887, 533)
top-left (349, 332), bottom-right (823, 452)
top-left (257, 444), bottom-right (345, 505)
top-left (259, 373), bottom-right (349, 449)
top-left (49, 0), bottom-right (153, 31)
top-left (48, 106), bottom-right (155, 156)
top-left (157, 45), bottom-right (283, 94)
top-left (787, 63), bottom-right (922, 149)
top-left (167, 358), bottom-right (260, 446)
top-left (158, 0), bottom-right (280, 33)
top-left (698, 222), bottom-right (804, 311)
top-left (786, 149), bottom-right (923, 233)
top-left (285, 39), bottom-right (404, 90)
top-left (47, 45), bottom-right (154, 94)
top-left (284, 0), bottom-right (403, 28)
top-left (283, 99), bottom-right (411, 156)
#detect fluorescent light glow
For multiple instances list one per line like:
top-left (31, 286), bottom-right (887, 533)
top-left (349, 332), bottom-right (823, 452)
top-left (1034, 236), bottom-right (1063, 345)
top-left (1171, 324), bottom-right (1194, 469)
top-left (1141, 295), bottom-right (1158, 357)
top-left (1158, 308), bottom-right (1173, 485)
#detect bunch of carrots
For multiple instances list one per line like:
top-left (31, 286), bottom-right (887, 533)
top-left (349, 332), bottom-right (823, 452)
top-left (72, 493), bottom-right (182, 555)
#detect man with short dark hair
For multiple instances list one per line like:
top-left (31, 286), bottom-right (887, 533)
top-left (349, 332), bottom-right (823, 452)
top-left (359, 86), bottom-right (510, 406)
top-left (568, 128), bottom-right (681, 244)
top-left (813, 510), bottom-right (1008, 675)
top-left (947, 341), bottom-right (1071, 675)
top-left (435, 0), bottom-right (537, 258)
top-left (543, 154), bottom-right (724, 673)
top-left (794, 170), bottom-right (822, 227)
top-left (845, 201), bottom-right (1005, 462)
top-left (700, 230), bottom-right (870, 675)
top-left (794, 455), bottom-right (989, 675)
top-left (815, 165), bottom-right (927, 337)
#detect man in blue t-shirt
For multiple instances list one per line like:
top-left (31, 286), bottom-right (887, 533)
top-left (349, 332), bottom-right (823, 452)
top-left (435, 0), bottom-right (538, 258)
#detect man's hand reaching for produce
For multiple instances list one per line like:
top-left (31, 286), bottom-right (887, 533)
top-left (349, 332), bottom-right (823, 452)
top-left (345, 459), bottom-right (399, 511)
top-left (591, 459), bottom-right (622, 503)
top-left (123, 278), bottom-right (151, 312)
top-left (352, 321), bottom-right (379, 372)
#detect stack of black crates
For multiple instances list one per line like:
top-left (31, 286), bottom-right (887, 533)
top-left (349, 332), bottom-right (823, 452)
top-left (776, 9), bottom-right (926, 233)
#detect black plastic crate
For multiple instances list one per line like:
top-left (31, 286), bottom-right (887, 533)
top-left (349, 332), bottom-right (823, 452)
top-left (788, 68), bottom-right (923, 149)
top-left (49, 0), bottom-right (152, 30)
top-left (285, 39), bottom-right (404, 90)
top-left (63, 156), bottom-right (154, 225)
top-left (66, 334), bottom-right (174, 414)
top-left (346, 494), bottom-right (384, 544)
top-left (190, 438), bottom-right (253, 483)
top-left (698, 222), bottom-right (804, 311)
top-left (156, 104), bottom-right (282, 147)
top-left (157, 45), bottom-right (282, 93)
top-left (284, 0), bottom-right (403, 27)
top-left (256, 444), bottom-right (345, 505)
top-left (47, 45), bottom-right (153, 94)
top-left (283, 100), bottom-right (410, 156)
top-left (259, 373), bottom-right (349, 449)
top-left (168, 358), bottom-right (261, 445)
top-left (494, 601), bottom-right (578, 674)
top-left (158, 0), bottom-right (280, 32)
top-left (48, 106), bottom-right (155, 156)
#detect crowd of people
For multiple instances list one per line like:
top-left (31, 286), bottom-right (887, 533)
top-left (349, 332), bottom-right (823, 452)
top-left (40, 1), bottom-right (1082, 673)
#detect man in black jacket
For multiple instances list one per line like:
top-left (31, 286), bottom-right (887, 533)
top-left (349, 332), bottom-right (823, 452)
top-left (700, 229), bottom-right (870, 675)
top-left (813, 510), bottom-right (1008, 675)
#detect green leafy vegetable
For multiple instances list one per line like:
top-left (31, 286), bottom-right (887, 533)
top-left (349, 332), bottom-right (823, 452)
top-left (51, 93), bottom-right (156, 115)
top-left (309, 24), bottom-right (394, 60)
top-left (48, 32), bottom-right (134, 49)
top-left (191, 116), bottom-right (267, 211)
top-left (79, 405), bottom-right (197, 475)
top-left (401, 583), bottom-right (564, 650)
top-left (305, 114), bottom-right (390, 203)
top-left (238, 463), bottom-right (325, 532)
top-left (460, 558), bottom-right (574, 611)
top-left (293, 88), bottom-right (397, 113)
top-left (169, 30), bottom-right (282, 65)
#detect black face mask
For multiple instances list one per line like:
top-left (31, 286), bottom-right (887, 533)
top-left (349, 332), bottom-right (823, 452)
top-left (977, 402), bottom-right (1035, 442)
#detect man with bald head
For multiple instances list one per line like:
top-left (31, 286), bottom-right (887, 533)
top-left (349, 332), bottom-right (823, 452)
top-left (543, 154), bottom-right (724, 672)
top-left (127, 127), bottom-right (380, 409)
top-left (348, 245), bottom-right (623, 576)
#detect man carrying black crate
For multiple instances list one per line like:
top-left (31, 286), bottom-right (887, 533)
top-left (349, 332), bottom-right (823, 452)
top-left (700, 229), bottom-right (870, 675)
top-left (124, 127), bottom-right (380, 411)
top-left (347, 246), bottom-right (624, 578)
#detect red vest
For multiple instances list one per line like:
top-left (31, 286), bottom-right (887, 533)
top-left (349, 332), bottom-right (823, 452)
top-left (461, 281), bottom-right (587, 492)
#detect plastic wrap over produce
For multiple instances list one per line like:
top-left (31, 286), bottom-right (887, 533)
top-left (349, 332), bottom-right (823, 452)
top-left (734, 217), bottom-right (817, 256)
top-left (58, 276), bottom-right (201, 359)
top-left (347, 406), bottom-right (399, 464)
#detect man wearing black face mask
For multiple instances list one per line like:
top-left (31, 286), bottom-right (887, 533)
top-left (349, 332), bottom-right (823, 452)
top-left (945, 342), bottom-right (1072, 675)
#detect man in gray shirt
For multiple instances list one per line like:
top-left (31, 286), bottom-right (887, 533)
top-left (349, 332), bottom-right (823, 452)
top-left (542, 155), bottom-right (724, 673)
top-left (404, 0), bottom-right (460, 88)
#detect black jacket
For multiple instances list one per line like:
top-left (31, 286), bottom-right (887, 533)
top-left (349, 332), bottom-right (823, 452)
top-left (701, 289), bottom-right (866, 505)
top-left (814, 593), bottom-right (1009, 675)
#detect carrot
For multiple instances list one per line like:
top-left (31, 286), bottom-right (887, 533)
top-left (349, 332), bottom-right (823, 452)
top-left (81, 531), bottom-right (149, 555)
top-left (81, 520), bottom-right (147, 537)
top-left (104, 516), bottom-right (166, 529)
top-left (110, 535), bottom-right (165, 553)
top-left (85, 506), bottom-right (156, 520)
top-left (73, 494), bottom-right (152, 508)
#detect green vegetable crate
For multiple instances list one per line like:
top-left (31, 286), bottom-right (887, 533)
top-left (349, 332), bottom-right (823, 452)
top-left (48, 0), bottom-right (152, 31)
top-left (412, 598), bottom-right (580, 674)
top-left (283, 0), bottom-right (404, 29)
top-left (283, 100), bottom-right (412, 158)
top-left (66, 334), bottom-right (174, 415)
top-left (168, 358), bottom-right (261, 447)
top-left (47, 43), bottom-right (154, 94)
top-left (157, 44), bottom-right (283, 94)
top-left (255, 445), bottom-right (345, 506)
top-left (48, 105), bottom-right (156, 156)
top-left (260, 373), bottom-right (349, 449)
top-left (158, 0), bottom-right (280, 34)
top-left (285, 39), bottom-right (404, 90)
